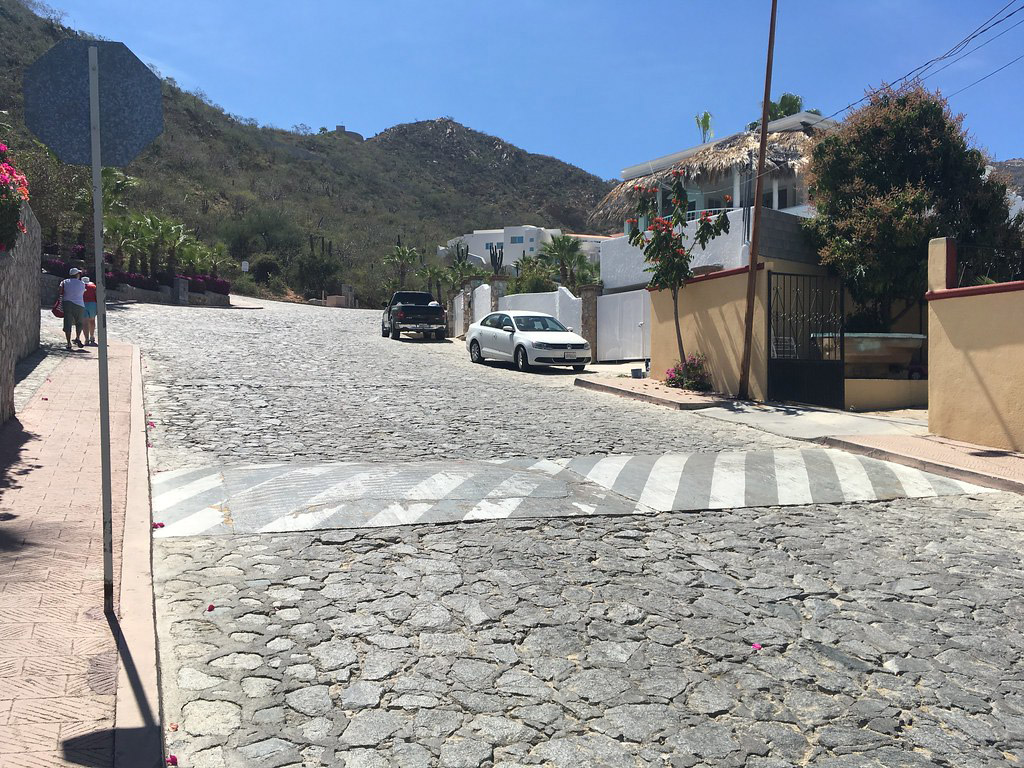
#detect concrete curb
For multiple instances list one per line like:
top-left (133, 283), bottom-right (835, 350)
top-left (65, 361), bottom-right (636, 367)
top-left (821, 436), bottom-right (1024, 495)
top-left (113, 346), bottom-right (163, 767)
top-left (573, 377), bottom-right (730, 411)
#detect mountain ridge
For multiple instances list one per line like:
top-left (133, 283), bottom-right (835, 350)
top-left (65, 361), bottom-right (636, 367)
top-left (0, 0), bottom-right (616, 302)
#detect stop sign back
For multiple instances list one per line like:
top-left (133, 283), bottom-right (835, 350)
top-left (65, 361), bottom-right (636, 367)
top-left (23, 39), bottom-right (163, 167)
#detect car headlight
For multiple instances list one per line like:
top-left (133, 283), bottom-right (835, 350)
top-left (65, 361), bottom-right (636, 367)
top-left (532, 341), bottom-right (554, 350)
top-left (582, 342), bottom-right (591, 349)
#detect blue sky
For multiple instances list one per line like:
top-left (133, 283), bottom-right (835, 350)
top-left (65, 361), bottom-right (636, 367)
top-left (52, 0), bottom-right (1024, 179)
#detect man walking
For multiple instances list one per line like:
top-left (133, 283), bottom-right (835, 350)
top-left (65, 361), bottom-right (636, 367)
top-left (60, 267), bottom-right (87, 351)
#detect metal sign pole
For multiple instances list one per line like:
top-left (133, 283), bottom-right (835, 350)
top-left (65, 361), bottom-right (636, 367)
top-left (89, 45), bottom-right (115, 615)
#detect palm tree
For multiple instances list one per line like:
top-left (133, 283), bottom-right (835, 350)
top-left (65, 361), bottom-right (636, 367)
top-left (695, 111), bottom-right (713, 143)
top-left (418, 264), bottom-right (447, 302)
top-left (747, 92), bottom-right (821, 130)
top-left (206, 243), bottom-right (231, 278)
top-left (538, 235), bottom-right (584, 289)
top-left (385, 245), bottom-right (419, 290)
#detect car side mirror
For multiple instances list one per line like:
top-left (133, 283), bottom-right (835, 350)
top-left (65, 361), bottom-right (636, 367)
top-left (502, 325), bottom-right (515, 333)
top-left (567, 326), bottom-right (574, 332)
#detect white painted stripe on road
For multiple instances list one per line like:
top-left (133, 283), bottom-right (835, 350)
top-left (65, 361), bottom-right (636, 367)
top-left (258, 507), bottom-right (340, 533)
top-left (154, 505), bottom-right (225, 537)
top-left (152, 474), bottom-right (223, 513)
top-left (485, 474), bottom-right (543, 499)
top-left (773, 450), bottom-right (814, 506)
top-left (638, 455), bottom-right (690, 511)
top-left (828, 450), bottom-right (877, 501)
top-left (404, 470), bottom-right (472, 500)
top-left (465, 497), bottom-right (524, 521)
top-left (953, 478), bottom-right (996, 494)
top-left (530, 459), bottom-right (569, 476)
top-left (304, 469), bottom-right (401, 504)
top-left (885, 460), bottom-right (945, 498)
top-left (585, 455), bottom-right (633, 489)
top-left (365, 502), bottom-right (433, 527)
top-left (152, 467), bottom-right (207, 486)
top-left (708, 453), bottom-right (747, 509)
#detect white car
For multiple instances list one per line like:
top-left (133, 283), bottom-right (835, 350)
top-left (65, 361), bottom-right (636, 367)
top-left (466, 310), bottom-right (591, 372)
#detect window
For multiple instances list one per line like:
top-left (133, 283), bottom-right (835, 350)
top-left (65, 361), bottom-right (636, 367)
top-left (778, 188), bottom-right (789, 209)
top-left (529, 247), bottom-right (535, 252)
top-left (763, 192), bottom-right (773, 210)
top-left (528, 237), bottom-right (534, 242)
top-left (484, 242), bottom-right (493, 249)
top-left (510, 236), bottom-right (524, 244)
top-left (513, 315), bottom-right (568, 332)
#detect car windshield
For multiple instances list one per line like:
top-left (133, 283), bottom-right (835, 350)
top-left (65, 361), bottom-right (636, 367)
top-left (393, 292), bottom-right (434, 305)
top-left (514, 315), bottom-right (568, 332)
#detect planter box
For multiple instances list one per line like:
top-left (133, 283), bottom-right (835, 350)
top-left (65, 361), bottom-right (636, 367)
top-left (205, 292), bottom-right (230, 307)
top-left (188, 292), bottom-right (208, 306)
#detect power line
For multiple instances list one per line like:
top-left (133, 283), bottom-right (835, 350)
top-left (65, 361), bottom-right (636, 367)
top-left (946, 50), bottom-right (1024, 97)
top-left (922, 15), bottom-right (1024, 80)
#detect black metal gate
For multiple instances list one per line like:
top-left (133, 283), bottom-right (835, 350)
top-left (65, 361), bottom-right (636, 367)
top-left (767, 271), bottom-right (845, 408)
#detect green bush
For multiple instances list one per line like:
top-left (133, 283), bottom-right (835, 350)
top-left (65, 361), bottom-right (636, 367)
top-left (231, 273), bottom-right (260, 296)
top-left (267, 275), bottom-right (290, 295)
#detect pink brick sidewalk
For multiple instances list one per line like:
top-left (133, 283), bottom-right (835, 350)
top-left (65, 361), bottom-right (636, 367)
top-left (0, 343), bottom-right (134, 768)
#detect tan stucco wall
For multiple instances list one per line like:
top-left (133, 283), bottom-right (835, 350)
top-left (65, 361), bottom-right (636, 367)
top-left (928, 288), bottom-right (1024, 450)
top-left (649, 268), bottom-right (769, 400)
top-left (845, 379), bottom-right (927, 411)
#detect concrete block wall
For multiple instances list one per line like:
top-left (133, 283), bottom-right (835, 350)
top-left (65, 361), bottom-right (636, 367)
top-left (0, 206), bottom-right (42, 424)
top-left (757, 208), bottom-right (817, 264)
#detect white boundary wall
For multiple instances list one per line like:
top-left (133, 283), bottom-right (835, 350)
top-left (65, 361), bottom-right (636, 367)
top-left (451, 290), bottom-right (465, 334)
top-left (472, 283), bottom-right (492, 323)
top-left (499, 286), bottom-right (582, 332)
top-left (597, 289), bottom-right (651, 361)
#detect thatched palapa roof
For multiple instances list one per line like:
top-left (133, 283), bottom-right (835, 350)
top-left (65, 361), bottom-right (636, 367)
top-left (588, 129), bottom-right (817, 231)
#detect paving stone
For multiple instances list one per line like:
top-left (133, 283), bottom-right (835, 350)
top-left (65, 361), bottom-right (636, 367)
top-left (136, 301), bottom-right (1024, 767)
top-left (285, 684), bottom-right (332, 716)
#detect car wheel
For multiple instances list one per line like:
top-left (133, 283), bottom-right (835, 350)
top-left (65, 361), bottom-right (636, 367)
top-left (381, 323), bottom-right (388, 338)
top-left (390, 323), bottom-right (400, 339)
top-left (572, 364), bottom-right (585, 373)
top-left (470, 340), bottom-right (484, 363)
top-left (515, 346), bottom-right (531, 372)
top-left (434, 329), bottom-right (446, 341)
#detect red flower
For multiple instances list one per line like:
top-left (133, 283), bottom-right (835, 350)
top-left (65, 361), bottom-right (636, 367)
top-left (207, 604), bottom-right (215, 612)
top-left (16, 221), bottom-right (26, 234)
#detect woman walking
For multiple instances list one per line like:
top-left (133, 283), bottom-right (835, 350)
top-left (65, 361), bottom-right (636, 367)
top-left (82, 276), bottom-right (98, 346)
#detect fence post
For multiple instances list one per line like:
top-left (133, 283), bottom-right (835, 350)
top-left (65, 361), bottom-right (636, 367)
top-left (580, 283), bottom-right (602, 362)
top-left (489, 275), bottom-right (509, 312)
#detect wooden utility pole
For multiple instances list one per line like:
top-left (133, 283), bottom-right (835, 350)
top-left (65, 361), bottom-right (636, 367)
top-left (736, 0), bottom-right (778, 401)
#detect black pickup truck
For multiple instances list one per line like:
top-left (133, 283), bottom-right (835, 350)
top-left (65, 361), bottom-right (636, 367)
top-left (381, 291), bottom-right (447, 340)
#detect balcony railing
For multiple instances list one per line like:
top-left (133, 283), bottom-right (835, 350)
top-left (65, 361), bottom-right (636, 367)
top-left (956, 244), bottom-right (1024, 287)
top-left (684, 207), bottom-right (733, 222)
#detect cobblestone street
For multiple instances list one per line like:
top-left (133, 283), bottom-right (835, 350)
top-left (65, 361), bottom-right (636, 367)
top-left (106, 300), bottom-right (1024, 767)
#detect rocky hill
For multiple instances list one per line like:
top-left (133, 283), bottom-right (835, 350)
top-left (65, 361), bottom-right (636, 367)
top-left (0, 0), bottom-right (615, 302)
top-left (993, 158), bottom-right (1024, 196)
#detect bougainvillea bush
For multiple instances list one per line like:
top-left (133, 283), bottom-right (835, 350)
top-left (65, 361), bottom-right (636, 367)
top-left (206, 277), bottom-right (231, 295)
top-left (0, 142), bottom-right (30, 253)
top-left (665, 354), bottom-right (713, 392)
top-left (43, 258), bottom-right (71, 277)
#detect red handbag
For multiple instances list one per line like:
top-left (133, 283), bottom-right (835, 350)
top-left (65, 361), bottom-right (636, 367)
top-left (52, 296), bottom-right (64, 318)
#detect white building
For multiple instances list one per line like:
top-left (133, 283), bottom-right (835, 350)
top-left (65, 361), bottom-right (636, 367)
top-left (593, 112), bottom-right (838, 292)
top-left (439, 226), bottom-right (609, 271)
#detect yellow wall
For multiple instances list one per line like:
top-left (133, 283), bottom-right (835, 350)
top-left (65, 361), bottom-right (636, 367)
top-left (928, 288), bottom-right (1024, 450)
top-left (650, 268), bottom-right (769, 400)
top-left (845, 379), bottom-right (927, 411)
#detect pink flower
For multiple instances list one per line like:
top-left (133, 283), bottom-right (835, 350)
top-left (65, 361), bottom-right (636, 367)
top-left (206, 604), bottom-right (215, 612)
top-left (152, 522), bottom-right (165, 529)
top-left (166, 756), bottom-right (178, 767)
top-left (0, 144), bottom-right (6, 153)
top-left (751, 643), bottom-right (762, 651)
top-left (147, 421), bottom-right (156, 428)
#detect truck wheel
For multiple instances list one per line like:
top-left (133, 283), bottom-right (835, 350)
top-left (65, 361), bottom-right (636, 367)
top-left (572, 365), bottom-right (585, 373)
top-left (515, 346), bottom-right (531, 372)
top-left (434, 329), bottom-right (446, 341)
top-left (391, 323), bottom-right (400, 339)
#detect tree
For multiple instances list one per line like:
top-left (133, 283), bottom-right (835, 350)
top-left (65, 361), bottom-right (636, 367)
top-left (510, 255), bottom-right (556, 295)
top-left (385, 245), bottom-right (420, 290)
top-left (418, 264), bottom-right (447, 301)
top-left (695, 111), bottom-right (714, 143)
top-left (628, 171), bottom-right (730, 363)
top-left (804, 83), bottom-right (1021, 330)
top-left (538, 235), bottom-right (580, 287)
top-left (747, 92), bottom-right (820, 130)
